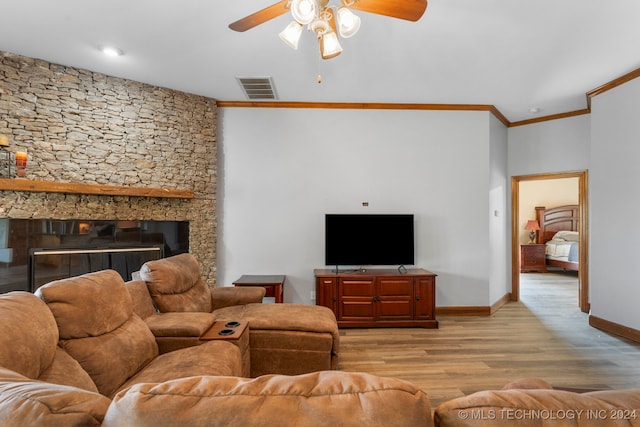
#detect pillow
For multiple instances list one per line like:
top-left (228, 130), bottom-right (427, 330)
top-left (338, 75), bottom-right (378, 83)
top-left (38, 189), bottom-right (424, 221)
top-left (552, 230), bottom-right (579, 242)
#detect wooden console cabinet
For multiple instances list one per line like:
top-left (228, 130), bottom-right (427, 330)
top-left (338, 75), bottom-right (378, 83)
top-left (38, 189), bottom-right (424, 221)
top-left (314, 268), bottom-right (438, 328)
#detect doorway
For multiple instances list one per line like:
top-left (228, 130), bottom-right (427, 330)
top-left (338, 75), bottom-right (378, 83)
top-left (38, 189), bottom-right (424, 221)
top-left (511, 170), bottom-right (589, 313)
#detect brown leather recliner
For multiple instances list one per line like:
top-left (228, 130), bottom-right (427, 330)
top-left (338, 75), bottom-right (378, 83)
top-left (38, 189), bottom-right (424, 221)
top-left (34, 270), bottom-right (243, 398)
top-left (139, 252), bottom-right (266, 312)
top-left (139, 253), bottom-right (340, 377)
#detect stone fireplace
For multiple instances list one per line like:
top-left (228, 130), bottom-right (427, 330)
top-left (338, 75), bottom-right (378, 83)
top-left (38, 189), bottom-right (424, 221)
top-left (0, 51), bottom-right (218, 289)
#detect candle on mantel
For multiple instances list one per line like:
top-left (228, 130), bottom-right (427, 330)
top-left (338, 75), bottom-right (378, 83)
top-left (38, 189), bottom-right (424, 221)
top-left (15, 151), bottom-right (27, 177)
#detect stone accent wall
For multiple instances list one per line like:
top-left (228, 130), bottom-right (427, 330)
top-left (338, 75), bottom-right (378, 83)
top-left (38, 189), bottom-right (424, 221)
top-left (0, 51), bottom-right (218, 284)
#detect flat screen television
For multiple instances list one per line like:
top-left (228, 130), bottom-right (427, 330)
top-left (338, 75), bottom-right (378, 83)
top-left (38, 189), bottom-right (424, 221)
top-left (325, 214), bottom-right (414, 267)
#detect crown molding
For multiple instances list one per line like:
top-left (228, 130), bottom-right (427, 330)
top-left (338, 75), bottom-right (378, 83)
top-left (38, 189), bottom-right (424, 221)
top-left (217, 66), bottom-right (640, 128)
top-left (509, 108), bottom-right (591, 128)
top-left (586, 67), bottom-right (640, 109)
top-left (216, 100), bottom-right (511, 127)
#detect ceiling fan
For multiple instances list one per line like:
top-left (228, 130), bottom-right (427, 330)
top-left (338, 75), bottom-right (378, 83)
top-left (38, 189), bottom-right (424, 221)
top-left (229, 0), bottom-right (428, 59)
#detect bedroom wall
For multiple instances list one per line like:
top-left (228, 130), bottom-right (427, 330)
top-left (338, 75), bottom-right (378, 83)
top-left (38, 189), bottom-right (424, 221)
top-left (217, 107), bottom-right (507, 307)
top-left (518, 178), bottom-right (579, 244)
top-left (589, 76), bottom-right (640, 331)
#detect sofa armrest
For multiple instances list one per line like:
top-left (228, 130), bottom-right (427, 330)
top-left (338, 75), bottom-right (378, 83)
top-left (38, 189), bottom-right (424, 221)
top-left (0, 367), bottom-right (110, 427)
top-left (104, 371), bottom-right (434, 427)
top-left (210, 286), bottom-right (265, 310)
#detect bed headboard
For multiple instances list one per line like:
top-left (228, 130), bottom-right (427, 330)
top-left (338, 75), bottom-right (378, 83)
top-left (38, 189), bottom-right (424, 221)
top-left (535, 205), bottom-right (579, 244)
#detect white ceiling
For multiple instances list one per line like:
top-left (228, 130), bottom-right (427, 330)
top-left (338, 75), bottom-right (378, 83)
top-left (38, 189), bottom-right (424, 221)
top-left (1, 0), bottom-right (638, 122)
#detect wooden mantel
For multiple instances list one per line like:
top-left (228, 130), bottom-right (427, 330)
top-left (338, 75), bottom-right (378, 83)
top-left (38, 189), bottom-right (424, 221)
top-left (0, 178), bottom-right (194, 199)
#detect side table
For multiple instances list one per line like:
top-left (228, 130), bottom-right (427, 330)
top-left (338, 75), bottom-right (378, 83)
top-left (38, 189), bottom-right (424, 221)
top-left (233, 274), bottom-right (285, 303)
top-left (200, 320), bottom-right (250, 377)
top-left (520, 244), bottom-right (548, 273)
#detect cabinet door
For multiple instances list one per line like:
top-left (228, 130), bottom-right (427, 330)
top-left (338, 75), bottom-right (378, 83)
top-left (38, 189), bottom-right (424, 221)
top-left (376, 277), bottom-right (413, 321)
top-left (316, 277), bottom-right (337, 313)
top-left (414, 277), bottom-right (435, 320)
top-left (339, 278), bottom-right (375, 322)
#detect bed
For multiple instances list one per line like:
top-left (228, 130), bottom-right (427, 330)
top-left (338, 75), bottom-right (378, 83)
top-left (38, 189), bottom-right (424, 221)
top-left (535, 205), bottom-right (579, 271)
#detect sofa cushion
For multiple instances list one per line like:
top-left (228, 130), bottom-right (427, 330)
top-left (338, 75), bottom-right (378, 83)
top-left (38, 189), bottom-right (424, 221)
top-left (126, 279), bottom-right (158, 320)
top-left (38, 347), bottom-right (99, 393)
top-left (140, 253), bottom-right (213, 313)
top-left (36, 270), bottom-right (159, 397)
top-left (104, 371), bottom-right (434, 427)
top-left (434, 386), bottom-right (640, 427)
top-left (0, 292), bottom-right (58, 379)
top-left (116, 341), bottom-right (243, 395)
top-left (0, 368), bottom-right (110, 427)
top-left (144, 312), bottom-right (216, 337)
top-left (36, 270), bottom-right (134, 338)
top-left (214, 303), bottom-right (339, 348)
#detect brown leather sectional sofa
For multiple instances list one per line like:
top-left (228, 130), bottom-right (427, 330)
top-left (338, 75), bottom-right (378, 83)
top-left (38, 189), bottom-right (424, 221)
top-left (1, 253), bottom-right (638, 426)
top-left (0, 266), bottom-right (433, 426)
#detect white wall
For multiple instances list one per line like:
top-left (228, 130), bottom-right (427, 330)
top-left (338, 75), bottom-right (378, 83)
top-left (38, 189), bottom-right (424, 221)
top-left (489, 115), bottom-right (509, 305)
top-left (218, 107), bottom-right (505, 307)
top-left (590, 77), bottom-right (640, 331)
top-left (508, 115), bottom-right (591, 177)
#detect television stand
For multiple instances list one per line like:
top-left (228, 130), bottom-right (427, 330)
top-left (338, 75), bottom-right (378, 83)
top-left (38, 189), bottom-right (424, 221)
top-left (314, 268), bottom-right (438, 329)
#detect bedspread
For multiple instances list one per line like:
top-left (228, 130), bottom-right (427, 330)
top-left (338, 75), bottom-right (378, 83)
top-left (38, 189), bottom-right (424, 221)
top-left (545, 239), bottom-right (578, 263)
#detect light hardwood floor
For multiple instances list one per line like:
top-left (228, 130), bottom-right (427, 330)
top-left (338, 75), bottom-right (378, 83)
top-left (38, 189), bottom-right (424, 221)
top-left (338, 271), bottom-right (640, 408)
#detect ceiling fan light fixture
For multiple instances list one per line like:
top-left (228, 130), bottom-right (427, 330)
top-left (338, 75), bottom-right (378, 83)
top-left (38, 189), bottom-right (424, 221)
top-left (319, 30), bottom-right (342, 59)
top-left (291, 0), bottom-right (318, 25)
top-left (336, 7), bottom-right (360, 38)
top-left (279, 21), bottom-right (304, 49)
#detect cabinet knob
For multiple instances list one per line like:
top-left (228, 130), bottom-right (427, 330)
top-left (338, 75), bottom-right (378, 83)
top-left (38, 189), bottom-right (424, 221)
top-left (416, 295), bottom-right (421, 301)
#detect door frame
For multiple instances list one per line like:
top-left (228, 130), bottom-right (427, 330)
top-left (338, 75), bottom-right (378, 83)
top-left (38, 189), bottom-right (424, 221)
top-left (511, 170), bottom-right (589, 313)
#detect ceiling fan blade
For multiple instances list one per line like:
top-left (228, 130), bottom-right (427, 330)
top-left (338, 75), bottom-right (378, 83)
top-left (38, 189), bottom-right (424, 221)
top-left (347, 0), bottom-right (427, 22)
top-left (229, 0), bottom-right (291, 32)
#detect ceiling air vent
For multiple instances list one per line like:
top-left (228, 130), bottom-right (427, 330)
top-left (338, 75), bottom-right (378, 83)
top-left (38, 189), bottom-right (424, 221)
top-left (237, 77), bottom-right (277, 100)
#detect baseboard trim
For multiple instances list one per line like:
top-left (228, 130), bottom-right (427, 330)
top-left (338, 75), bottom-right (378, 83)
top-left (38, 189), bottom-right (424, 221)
top-left (436, 306), bottom-right (491, 316)
top-left (589, 315), bottom-right (640, 344)
top-left (437, 293), bottom-right (511, 317)
top-left (490, 293), bottom-right (512, 315)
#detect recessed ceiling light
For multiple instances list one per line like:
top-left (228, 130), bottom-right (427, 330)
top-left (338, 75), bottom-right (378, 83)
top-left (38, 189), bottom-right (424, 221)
top-left (528, 107), bottom-right (541, 114)
top-left (101, 46), bottom-right (123, 57)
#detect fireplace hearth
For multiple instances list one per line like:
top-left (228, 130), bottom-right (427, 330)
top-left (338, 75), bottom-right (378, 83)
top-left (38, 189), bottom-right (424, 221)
top-left (0, 219), bottom-right (189, 293)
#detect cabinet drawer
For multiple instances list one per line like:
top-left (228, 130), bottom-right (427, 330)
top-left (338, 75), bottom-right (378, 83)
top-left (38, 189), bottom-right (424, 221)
top-left (377, 278), bottom-right (413, 296)
top-left (318, 278), bottom-right (336, 287)
top-left (340, 279), bottom-right (375, 297)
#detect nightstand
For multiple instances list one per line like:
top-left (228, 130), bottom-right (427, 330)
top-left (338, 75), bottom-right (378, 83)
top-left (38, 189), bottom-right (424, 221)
top-left (520, 244), bottom-right (547, 273)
